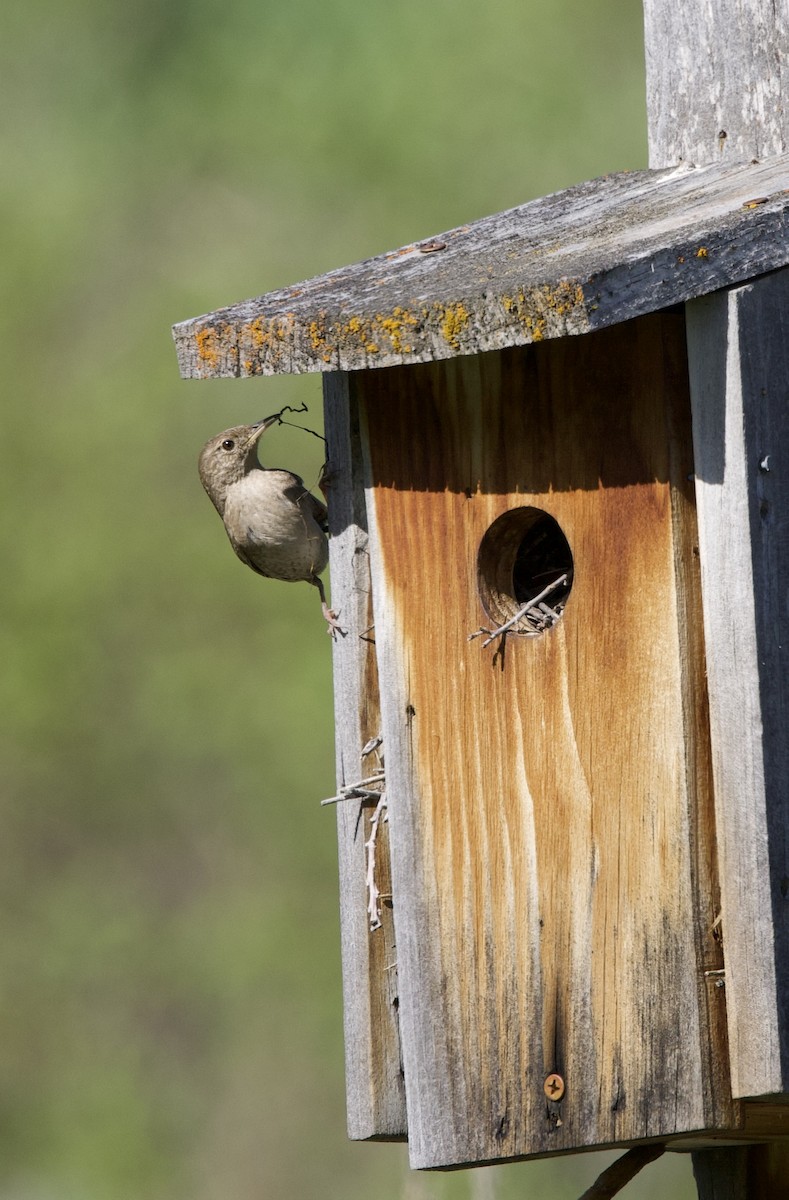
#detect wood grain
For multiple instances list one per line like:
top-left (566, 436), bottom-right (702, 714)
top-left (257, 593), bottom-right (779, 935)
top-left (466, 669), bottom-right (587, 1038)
top-left (173, 155), bottom-right (789, 379)
top-left (686, 270), bottom-right (789, 1100)
top-left (323, 372), bottom-right (406, 1140)
top-left (359, 316), bottom-right (733, 1168)
top-left (644, 0), bottom-right (789, 170)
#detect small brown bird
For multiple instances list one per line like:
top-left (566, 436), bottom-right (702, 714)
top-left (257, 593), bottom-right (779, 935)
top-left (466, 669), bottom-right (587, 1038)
top-left (198, 414), bottom-right (340, 632)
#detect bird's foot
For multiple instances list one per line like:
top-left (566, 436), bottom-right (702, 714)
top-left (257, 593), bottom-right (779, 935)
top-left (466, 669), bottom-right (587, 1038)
top-left (322, 601), bottom-right (346, 638)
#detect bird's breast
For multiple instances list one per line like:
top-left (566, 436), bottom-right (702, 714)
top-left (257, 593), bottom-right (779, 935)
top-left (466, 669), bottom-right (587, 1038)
top-left (222, 472), bottom-right (328, 582)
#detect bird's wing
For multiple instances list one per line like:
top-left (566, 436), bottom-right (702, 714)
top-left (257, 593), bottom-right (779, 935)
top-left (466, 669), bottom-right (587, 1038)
top-left (276, 472), bottom-right (328, 532)
top-left (305, 491), bottom-right (328, 532)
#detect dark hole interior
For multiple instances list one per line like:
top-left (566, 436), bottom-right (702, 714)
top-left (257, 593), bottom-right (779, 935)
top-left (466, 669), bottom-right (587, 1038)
top-left (476, 506), bottom-right (575, 636)
top-left (512, 511), bottom-right (574, 610)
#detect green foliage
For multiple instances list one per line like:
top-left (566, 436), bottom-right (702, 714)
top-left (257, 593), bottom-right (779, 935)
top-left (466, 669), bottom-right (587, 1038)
top-left (1, 0), bottom-right (697, 1196)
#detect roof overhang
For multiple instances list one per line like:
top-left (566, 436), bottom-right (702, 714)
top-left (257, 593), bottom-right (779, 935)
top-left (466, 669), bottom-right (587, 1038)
top-left (173, 153), bottom-right (789, 379)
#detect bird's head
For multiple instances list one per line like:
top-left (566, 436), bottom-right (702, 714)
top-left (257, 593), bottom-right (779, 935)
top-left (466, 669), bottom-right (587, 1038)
top-left (198, 414), bottom-right (280, 513)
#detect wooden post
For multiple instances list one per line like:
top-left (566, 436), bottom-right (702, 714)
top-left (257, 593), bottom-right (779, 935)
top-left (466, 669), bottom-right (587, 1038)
top-left (644, 0), bottom-right (789, 1193)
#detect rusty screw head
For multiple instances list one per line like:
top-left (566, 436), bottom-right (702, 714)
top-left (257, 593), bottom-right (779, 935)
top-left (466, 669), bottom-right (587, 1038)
top-left (543, 1073), bottom-right (565, 1101)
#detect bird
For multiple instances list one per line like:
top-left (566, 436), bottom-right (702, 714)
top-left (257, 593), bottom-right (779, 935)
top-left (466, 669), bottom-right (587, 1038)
top-left (198, 413), bottom-right (341, 633)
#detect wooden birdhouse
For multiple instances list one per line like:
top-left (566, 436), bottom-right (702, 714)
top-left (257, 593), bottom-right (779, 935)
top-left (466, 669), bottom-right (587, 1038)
top-left (173, 1), bottom-right (789, 1190)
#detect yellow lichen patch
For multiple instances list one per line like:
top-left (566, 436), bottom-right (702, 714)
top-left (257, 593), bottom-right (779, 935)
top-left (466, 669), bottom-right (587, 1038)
top-left (500, 280), bottom-right (585, 343)
top-left (502, 291), bottom-right (546, 340)
top-left (195, 326), bottom-right (221, 371)
top-left (194, 323), bottom-right (238, 375)
top-left (235, 313), bottom-right (296, 373)
top-left (374, 306), bottom-right (419, 355)
top-left (696, 246), bottom-right (709, 258)
top-left (308, 318), bottom-right (334, 362)
top-left (343, 315), bottom-right (379, 355)
top-left (438, 302), bottom-right (470, 350)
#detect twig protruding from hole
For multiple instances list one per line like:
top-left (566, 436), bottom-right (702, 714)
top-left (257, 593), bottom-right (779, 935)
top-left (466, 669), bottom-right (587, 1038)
top-left (469, 573), bottom-right (569, 648)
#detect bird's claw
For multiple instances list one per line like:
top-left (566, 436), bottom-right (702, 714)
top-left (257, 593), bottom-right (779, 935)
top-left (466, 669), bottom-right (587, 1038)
top-left (323, 602), bottom-right (346, 638)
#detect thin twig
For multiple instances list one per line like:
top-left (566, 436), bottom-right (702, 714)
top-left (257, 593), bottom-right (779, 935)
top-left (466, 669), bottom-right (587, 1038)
top-left (469, 574), bottom-right (569, 647)
top-left (321, 773), bottom-right (386, 806)
top-left (577, 1144), bottom-right (666, 1200)
top-left (365, 793), bottom-right (388, 931)
top-left (350, 773), bottom-right (386, 789)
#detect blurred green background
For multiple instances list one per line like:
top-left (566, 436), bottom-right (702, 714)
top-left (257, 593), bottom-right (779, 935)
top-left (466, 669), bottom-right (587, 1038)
top-left (1, 0), bottom-right (701, 1196)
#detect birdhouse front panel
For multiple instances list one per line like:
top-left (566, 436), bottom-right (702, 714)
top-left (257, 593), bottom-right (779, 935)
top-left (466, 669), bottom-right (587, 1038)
top-left (351, 313), bottom-right (734, 1168)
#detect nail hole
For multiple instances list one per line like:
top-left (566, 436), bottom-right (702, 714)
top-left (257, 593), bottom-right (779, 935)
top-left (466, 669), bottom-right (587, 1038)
top-left (476, 507), bottom-right (574, 635)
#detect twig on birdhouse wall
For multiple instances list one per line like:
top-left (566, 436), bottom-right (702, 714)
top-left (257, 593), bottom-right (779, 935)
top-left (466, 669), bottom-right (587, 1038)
top-left (365, 792), bottom-right (389, 932)
top-left (468, 574), bottom-right (570, 648)
top-left (320, 774), bottom-right (386, 806)
top-left (361, 734), bottom-right (383, 764)
top-left (321, 732), bottom-right (388, 931)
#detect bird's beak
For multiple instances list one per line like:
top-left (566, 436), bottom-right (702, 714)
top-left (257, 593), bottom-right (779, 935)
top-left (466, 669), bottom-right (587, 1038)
top-left (247, 413), bottom-right (282, 443)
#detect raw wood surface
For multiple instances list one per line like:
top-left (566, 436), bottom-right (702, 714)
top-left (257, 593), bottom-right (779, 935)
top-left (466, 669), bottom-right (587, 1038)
top-left (644, 0), bottom-right (789, 170)
top-left (359, 317), bottom-right (733, 1169)
top-left (686, 270), bottom-right (789, 1100)
top-left (172, 155), bottom-right (789, 379)
top-left (322, 373), bottom-right (406, 1140)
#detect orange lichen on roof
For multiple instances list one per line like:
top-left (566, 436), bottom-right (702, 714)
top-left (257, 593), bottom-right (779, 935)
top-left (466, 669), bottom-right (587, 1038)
top-left (308, 317), bottom-right (334, 363)
top-left (194, 323), bottom-right (238, 375)
top-left (234, 313), bottom-right (296, 374)
top-left (195, 326), bottom-right (221, 370)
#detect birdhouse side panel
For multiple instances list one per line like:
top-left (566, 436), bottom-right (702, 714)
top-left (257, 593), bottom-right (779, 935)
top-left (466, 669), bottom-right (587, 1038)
top-left (358, 320), bottom-right (734, 1169)
top-left (324, 372), bottom-right (407, 1141)
top-left (687, 271), bottom-right (789, 1100)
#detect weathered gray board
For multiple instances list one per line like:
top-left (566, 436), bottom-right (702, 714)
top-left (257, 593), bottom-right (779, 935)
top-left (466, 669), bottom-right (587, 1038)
top-left (643, 0), bottom-right (789, 170)
top-left (323, 373), bottom-right (406, 1140)
top-left (686, 267), bottom-right (789, 1101)
top-left (173, 154), bottom-right (789, 381)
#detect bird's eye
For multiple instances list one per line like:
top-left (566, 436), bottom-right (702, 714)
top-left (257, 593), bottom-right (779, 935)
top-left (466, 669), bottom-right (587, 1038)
top-left (221, 439), bottom-right (235, 451)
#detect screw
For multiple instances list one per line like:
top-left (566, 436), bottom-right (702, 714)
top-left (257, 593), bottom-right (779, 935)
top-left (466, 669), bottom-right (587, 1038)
top-left (544, 1073), bottom-right (565, 1101)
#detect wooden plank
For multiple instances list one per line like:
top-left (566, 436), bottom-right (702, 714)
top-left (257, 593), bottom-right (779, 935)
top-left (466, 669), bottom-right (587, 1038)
top-left (322, 372), bottom-right (407, 1140)
top-left (172, 155), bottom-right (789, 379)
top-left (359, 315), bottom-right (734, 1169)
top-left (686, 269), bottom-right (789, 1100)
top-left (644, 0), bottom-right (789, 170)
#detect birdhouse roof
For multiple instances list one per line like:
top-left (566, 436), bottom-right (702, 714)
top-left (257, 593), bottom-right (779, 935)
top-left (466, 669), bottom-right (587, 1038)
top-left (173, 153), bottom-right (789, 379)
